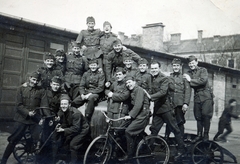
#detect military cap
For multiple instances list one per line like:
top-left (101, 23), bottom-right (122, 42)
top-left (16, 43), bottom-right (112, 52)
top-left (87, 16), bottom-right (95, 23)
top-left (30, 71), bottom-right (41, 80)
top-left (115, 67), bottom-right (124, 73)
top-left (187, 55), bottom-right (197, 62)
top-left (88, 59), bottom-right (98, 65)
top-left (44, 52), bottom-right (55, 61)
top-left (60, 94), bottom-right (71, 101)
top-left (71, 41), bottom-right (81, 48)
top-left (112, 39), bottom-right (122, 46)
top-left (55, 49), bottom-right (65, 56)
top-left (138, 58), bottom-right (148, 65)
top-left (123, 56), bottom-right (132, 61)
top-left (51, 76), bottom-right (62, 84)
top-left (125, 75), bottom-right (135, 81)
top-left (172, 58), bottom-right (182, 65)
top-left (103, 21), bottom-right (112, 28)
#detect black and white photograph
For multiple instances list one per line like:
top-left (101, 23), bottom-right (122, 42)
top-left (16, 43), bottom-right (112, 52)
top-left (0, 0), bottom-right (240, 163)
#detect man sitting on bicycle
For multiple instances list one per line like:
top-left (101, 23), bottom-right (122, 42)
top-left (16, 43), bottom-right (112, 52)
top-left (118, 75), bottom-right (151, 161)
top-left (0, 72), bottom-right (49, 164)
top-left (53, 94), bottom-right (90, 164)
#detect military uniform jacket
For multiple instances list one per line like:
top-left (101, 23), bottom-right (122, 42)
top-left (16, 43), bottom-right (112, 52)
top-left (76, 29), bottom-right (103, 59)
top-left (57, 107), bottom-right (89, 137)
top-left (135, 71), bottom-right (151, 93)
top-left (14, 83), bottom-right (49, 124)
top-left (105, 49), bottom-right (141, 82)
top-left (100, 32), bottom-right (118, 54)
top-left (170, 72), bottom-right (191, 107)
top-left (129, 85), bottom-right (150, 119)
top-left (79, 69), bottom-right (105, 95)
top-left (37, 66), bottom-right (63, 89)
top-left (105, 79), bottom-right (130, 114)
top-left (150, 73), bottom-right (173, 114)
top-left (55, 62), bottom-right (66, 75)
top-left (124, 67), bottom-right (138, 78)
top-left (187, 66), bottom-right (213, 103)
top-left (46, 89), bottom-right (62, 115)
top-left (65, 53), bottom-right (88, 84)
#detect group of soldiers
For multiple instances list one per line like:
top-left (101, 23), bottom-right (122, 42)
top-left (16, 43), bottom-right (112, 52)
top-left (1, 16), bottom-right (216, 164)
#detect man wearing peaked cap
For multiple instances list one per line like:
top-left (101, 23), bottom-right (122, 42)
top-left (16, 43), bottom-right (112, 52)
top-left (164, 58), bottom-right (191, 140)
top-left (138, 58), bottom-right (148, 65)
top-left (1, 70), bottom-right (49, 164)
top-left (183, 55), bottom-right (214, 142)
top-left (86, 16), bottom-right (95, 24)
top-left (103, 21), bottom-right (112, 28)
top-left (55, 49), bottom-right (67, 74)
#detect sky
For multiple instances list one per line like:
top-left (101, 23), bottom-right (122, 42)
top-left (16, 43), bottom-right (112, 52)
top-left (0, 0), bottom-right (240, 40)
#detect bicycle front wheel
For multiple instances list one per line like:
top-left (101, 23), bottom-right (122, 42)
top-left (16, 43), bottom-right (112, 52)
top-left (83, 135), bottom-right (112, 164)
top-left (136, 135), bottom-right (170, 164)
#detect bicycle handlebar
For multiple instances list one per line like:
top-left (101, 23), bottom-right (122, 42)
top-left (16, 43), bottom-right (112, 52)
top-left (101, 110), bottom-right (126, 122)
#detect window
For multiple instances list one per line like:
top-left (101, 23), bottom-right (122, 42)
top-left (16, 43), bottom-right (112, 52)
top-left (228, 59), bottom-right (234, 68)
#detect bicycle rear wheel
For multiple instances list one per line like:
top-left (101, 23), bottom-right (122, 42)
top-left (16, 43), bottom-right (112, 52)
top-left (136, 135), bottom-right (170, 164)
top-left (83, 136), bottom-right (112, 164)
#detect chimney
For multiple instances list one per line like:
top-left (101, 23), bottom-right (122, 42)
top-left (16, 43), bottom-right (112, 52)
top-left (118, 31), bottom-right (125, 42)
top-left (170, 33), bottom-right (181, 45)
top-left (197, 30), bottom-right (203, 43)
top-left (213, 35), bottom-right (220, 42)
top-left (142, 23), bottom-right (165, 51)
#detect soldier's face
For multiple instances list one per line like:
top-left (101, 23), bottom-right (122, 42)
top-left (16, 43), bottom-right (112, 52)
top-left (113, 44), bottom-right (123, 52)
top-left (72, 46), bottom-right (81, 55)
top-left (89, 63), bottom-right (98, 72)
top-left (123, 60), bottom-right (133, 69)
top-left (60, 100), bottom-right (70, 112)
top-left (188, 60), bottom-right (198, 70)
top-left (115, 72), bottom-right (125, 81)
top-left (126, 80), bottom-right (135, 90)
top-left (29, 77), bottom-right (39, 87)
top-left (56, 55), bottom-right (65, 63)
top-left (138, 64), bottom-right (148, 72)
top-left (150, 63), bottom-right (161, 76)
top-left (50, 81), bottom-right (60, 92)
top-left (87, 22), bottom-right (95, 30)
top-left (172, 64), bottom-right (181, 73)
top-left (104, 25), bottom-right (112, 33)
top-left (44, 59), bottom-right (55, 68)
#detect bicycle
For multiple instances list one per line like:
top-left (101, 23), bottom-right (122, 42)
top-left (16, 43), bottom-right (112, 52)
top-left (13, 107), bottom-right (59, 164)
top-left (83, 111), bottom-right (170, 164)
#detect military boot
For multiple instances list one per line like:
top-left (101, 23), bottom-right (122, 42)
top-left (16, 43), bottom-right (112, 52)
top-left (192, 131), bottom-right (202, 143)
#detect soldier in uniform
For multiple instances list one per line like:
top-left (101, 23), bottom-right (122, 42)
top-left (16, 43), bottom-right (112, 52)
top-left (105, 39), bottom-right (141, 85)
top-left (64, 41), bottom-right (88, 100)
top-left (100, 21), bottom-right (118, 75)
top-left (46, 76), bottom-right (63, 115)
top-left (55, 49), bottom-right (67, 75)
top-left (76, 16), bottom-right (103, 68)
top-left (118, 76), bottom-right (151, 161)
top-left (165, 58), bottom-right (191, 139)
top-left (72, 59), bottom-right (105, 123)
top-left (149, 61), bottom-right (185, 158)
top-left (183, 55), bottom-right (214, 141)
top-left (135, 58), bottom-right (151, 93)
top-left (0, 72), bottom-right (48, 164)
top-left (37, 52), bottom-right (63, 90)
top-left (54, 94), bottom-right (90, 164)
top-left (105, 67), bottom-right (131, 127)
top-left (123, 56), bottom-right (138, 78)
